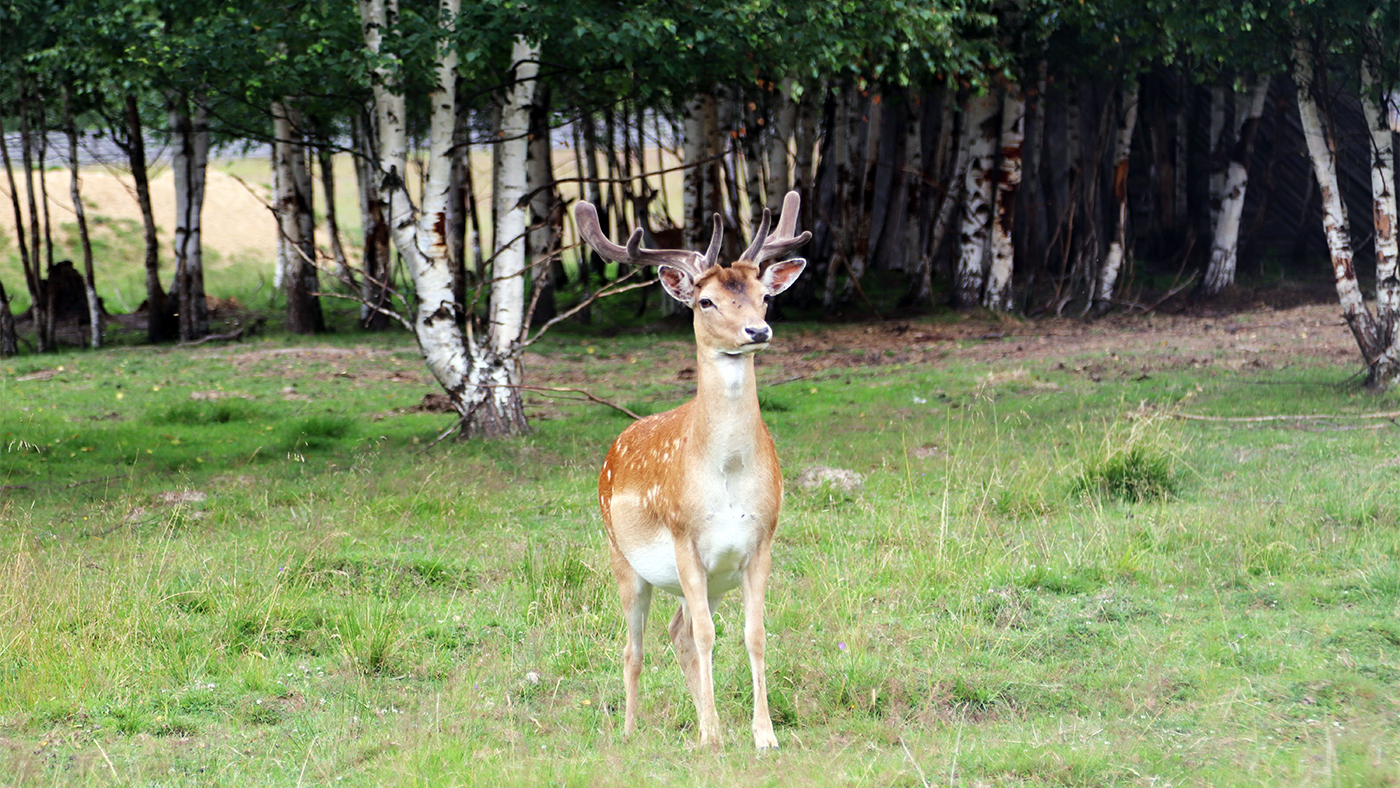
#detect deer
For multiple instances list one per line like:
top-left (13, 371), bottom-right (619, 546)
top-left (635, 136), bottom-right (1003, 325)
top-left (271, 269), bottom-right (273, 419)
top-left (576, 191), bottom-right (810, 751)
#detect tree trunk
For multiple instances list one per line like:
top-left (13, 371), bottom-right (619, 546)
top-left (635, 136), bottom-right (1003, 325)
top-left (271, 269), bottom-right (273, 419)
top-left (65, 85), bottom-right (101, 348)
top-left (0, 278), bottom-right (16, 357)
top-left (0, 112), bottom-right (38, 352)
top-left (954, 91), bottom-right (1000, 308)
top-left (823, 89), bottom-right (855, 306)
top-left (1201, 77), bottom-right (1270, 295)
top-left (318, 136), bottom-right (352, 289)
top-left (985, 85), bottom-right (1025, 311)
top-left (169, 92), bottom-right (210, 341)
top-left (913, 89), bottom-right (961, 306)
top-left (1292, 38), bottom-right (1381, 366)
top-left (1361, 58), bottom-right (1400, 383)
top-left (352, 111), bottom-right (393, 329)
top-left (764, 79), bottom-right (797, 214)
top-left (18, 81), bottom-right (52, 351)
top-left (1207, 81), bottom-right (1234, 234)
top-left (125, 93), bottom-right (171, 343)
top-left (362, 0), bottom-right (532, 437)
top-left (474, 36), bottom-right (538, 436)
top-left (527, 82), bottom-right (558, 326)
top-left (1094, 81), bottom-right (1140, 312)
top-left (273, 100), bottom-right (324, 335)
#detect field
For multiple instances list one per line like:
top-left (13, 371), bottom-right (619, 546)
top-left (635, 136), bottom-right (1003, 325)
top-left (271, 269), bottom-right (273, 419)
top-left (4, 287), bottom-right (1400, 786)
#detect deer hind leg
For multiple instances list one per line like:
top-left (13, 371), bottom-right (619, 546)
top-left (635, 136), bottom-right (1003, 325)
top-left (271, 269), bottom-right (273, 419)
top-left (672, 543), bottom-right (721, 749)
top-left (742, 541), bottom-right (778, 749)
top-left (611, 546), bottom-right (653, 737)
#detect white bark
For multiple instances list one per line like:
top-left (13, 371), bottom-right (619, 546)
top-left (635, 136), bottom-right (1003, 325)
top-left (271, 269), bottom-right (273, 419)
top-left (764, 79), bottom-right (797, 213)
top-left (1362, 65), bottom-right (1400, 318)
top-left (954, 91), bottom-right (999, 307)
top-left (171, 95), bottom-right (210, 340)
top-left (683, 94), bottom-right (709, 252)
top-left (272, 155), bottom-right (287, 290)
top-left (1207, 82), bottom-right (1232, 232)
top-left (984, 86), bottom-right (1025, 311)
top-left (271, 102), bottom-right (301, 294)
top-left (1202, 78), bottom-right (1270, 295)
top-left (1293, 38), bottom-right (1379, 360)
top-left (1095, 81), bottom-right (1140, 310)
top-left (491, 37), bottom-right (538, 361)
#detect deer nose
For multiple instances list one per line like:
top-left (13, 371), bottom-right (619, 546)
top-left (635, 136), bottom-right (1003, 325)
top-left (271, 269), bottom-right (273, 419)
top-left (746, 325), bottom-right (771, 344)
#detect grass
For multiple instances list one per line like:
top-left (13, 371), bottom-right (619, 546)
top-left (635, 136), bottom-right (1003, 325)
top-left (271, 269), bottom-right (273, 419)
top-left (4, 302), bottom-right (1400, 786)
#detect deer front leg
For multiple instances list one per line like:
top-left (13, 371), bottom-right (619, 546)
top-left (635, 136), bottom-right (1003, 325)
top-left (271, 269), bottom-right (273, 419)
top-left (742, 541), bottom-right (778, 749)
top-left (673, 541), bottom-right (721, 750)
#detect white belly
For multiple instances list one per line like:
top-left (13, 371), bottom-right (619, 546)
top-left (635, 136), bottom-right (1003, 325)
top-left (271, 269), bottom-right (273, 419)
top-left (621, 505), bottom-right (760, 599)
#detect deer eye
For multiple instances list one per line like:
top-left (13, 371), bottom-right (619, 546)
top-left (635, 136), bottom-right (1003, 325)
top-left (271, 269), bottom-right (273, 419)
top-left (698, 298), bottom-right (715, 309)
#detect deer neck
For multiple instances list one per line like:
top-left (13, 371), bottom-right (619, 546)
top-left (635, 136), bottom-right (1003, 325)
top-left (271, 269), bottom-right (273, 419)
top-left (691, 346), bottom-right (762, 465)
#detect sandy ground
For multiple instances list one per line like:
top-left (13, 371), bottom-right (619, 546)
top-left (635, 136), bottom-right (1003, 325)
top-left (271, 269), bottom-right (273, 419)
top-left (0, 163), bottom-right (277, 262)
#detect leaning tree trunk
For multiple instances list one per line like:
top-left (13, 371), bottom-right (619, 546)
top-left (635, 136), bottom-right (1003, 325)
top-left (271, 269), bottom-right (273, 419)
top-left (317, 137), bottom-right (352, 288)
top-left (984, 84), bottom-right (1026, 311)
top-left (1207, 81), bottom-right (1233, 236)
top-left (1201, 77), bottom-right (1270, 295)
top-left (1094, 81), bottom-right (1141, 313)
top-left (65, 86), bottom-right (101, 348)
top-left (954, 91), bottom-right (1000, 308)
top-left (125, 93), bottom-right (172, 343)
top-left (1292, 38), bottom-right (1383, 373)
top-left (1360, 58), bottom-right (1400, 382)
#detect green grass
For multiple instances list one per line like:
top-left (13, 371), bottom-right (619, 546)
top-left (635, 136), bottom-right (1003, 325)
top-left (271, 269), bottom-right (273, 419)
top-left (4, 313), bottom-right (1400, 786)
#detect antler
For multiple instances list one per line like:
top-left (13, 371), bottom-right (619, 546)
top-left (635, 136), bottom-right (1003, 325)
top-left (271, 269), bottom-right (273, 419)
top-left (740, 191), bottom-right (812, 265)
top-left (576, 201), bottom-right (722, 276)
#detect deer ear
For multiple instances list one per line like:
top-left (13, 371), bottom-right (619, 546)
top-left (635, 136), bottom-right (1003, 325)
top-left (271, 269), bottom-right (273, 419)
top-left (659, 265), bottom-right (696, 305)
top-left (760, 259), bottom-right (806, 296)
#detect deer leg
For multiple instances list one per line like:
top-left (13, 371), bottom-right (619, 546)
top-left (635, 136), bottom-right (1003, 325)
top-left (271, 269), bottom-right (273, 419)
top-left (673, 542), bottom-right (721, 750)
top-left (742, 541), bottom-right (778, 750)
top-left (615, 564), bottom-right (652, 737)
top-left (668, 601), bottom-right (701, 700)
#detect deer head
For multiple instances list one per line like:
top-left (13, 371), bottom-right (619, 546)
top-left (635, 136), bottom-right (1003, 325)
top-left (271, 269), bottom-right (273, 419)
top-left (576, 192), bottom-right (811, 356)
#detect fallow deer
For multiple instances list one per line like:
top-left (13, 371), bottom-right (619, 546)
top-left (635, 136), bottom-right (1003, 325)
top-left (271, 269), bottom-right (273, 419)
top-left (576, 191), bottom-right (810, 751)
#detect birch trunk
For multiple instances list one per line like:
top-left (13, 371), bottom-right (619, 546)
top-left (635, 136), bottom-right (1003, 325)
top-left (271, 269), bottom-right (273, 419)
top-left (1202, 78), bottom-right (1270, 295)
top-left (954, 91), bottom-right (1000, 308)
top-left (683, 93), bottom-right (717, 252)
top-left (914, 91), bottom-right (961, 305)
top-left (984, 85), bottom-right (1025, 311)
top-left (1207, 82), bottom-right (1233, 233)
top-left (764, 79), bottom-right (797, 213)
top-left (170, 93), bottom-right (210, 341)
top-left (1094, 81), bottom-right (1140, 312)
top-left (352, 111), bottom-right (392, 329)
top-left (823, 90), bottom-right (854, 305)
top-left (1361, 60), bottom-right (1400, 383)
top-left (273, 100), bottom-right (323, 335)
top-left (527, 84), bottom-right (558, 325)
top-left (483, 36), bottom-right (538, 433)
top-left (1292, 38), bottom-right (1381, 362)
top-left (65, 86), bottom-right (101, 348)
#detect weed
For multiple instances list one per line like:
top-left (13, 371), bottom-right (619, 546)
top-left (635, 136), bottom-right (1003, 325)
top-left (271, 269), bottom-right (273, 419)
top-left (280, 414), bottom-right (354, 451)
top-left (1073, 407), bottom-right (1184, 503)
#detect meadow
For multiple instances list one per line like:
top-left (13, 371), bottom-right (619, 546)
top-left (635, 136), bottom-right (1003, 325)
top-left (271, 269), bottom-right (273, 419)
top-left (3, 293), bottom-right (1400, 786)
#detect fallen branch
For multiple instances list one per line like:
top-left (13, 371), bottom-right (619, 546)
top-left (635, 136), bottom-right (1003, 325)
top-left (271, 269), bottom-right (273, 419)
top-left (180, 327), bottom-right (245, 346)
top-left (1176, 410), bottom-right (1400, 423)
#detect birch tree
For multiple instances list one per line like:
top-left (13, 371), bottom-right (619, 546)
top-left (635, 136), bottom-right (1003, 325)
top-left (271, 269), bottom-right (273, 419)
top-left (1093, 80), bottom-right (1139, 312)
top-left (1200, 77), bottom-right (1270, 295)
top-left (360, 0), bottom-right (539, 436)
